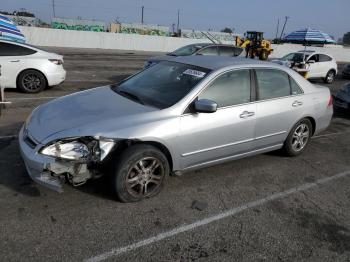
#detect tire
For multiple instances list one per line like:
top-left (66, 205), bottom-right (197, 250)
top-left (282, 119), bottom-right (312, 157)
top-left (324, 70), bottom-right (335, 84)
top-left (17, 70), bottom-right (46, 93)
top-left (259, 50), bottom-right (269, 60)
top-left (111, 144), bottom-right (169, 203)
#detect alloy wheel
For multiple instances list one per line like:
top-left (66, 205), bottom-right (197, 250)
top-left (22, 73), bottom-right (42, 91)
top-left (291, 123), bottom-right (310, 152)
top-left (125, 157), bottom-right (165, 198)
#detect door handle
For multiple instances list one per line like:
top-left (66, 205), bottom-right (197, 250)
top-left (240, 111), bottom-right (255, 119)
top-left (292, 101), bottom-right (303, 107)
top-left (11, 60), bottom-right (20, 63)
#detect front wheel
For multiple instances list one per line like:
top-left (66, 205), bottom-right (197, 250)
top-left (112, 144), bottom-right (169, 202)
top-left (282, 119), bottom-right (312, 156)
top-left (324, 70), bottom-right (335, 84)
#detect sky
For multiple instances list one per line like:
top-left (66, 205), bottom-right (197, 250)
top-left (1, 0), bottom-right (349, 39)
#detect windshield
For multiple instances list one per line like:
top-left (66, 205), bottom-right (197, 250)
top-left (170, 44), bottom-right (207, 56)
top-left (282, 53), bottom-right (309, 62)
top-left (112, 61), bottom-right (211, 109)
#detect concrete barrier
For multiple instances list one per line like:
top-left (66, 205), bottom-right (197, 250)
top-left (19, 26), bottom-right (350, 62)
top-left (19, 26), bottom-right (212, 52)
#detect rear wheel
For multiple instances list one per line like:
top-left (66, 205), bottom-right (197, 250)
top-left (17, 70), bottom-right (46, 93)
top-left (111, 144), bottom-right (169, 202)
top-left (282, 119), bottom-right (312, 156)
top-left (324, 70), bottom-right (335, 84)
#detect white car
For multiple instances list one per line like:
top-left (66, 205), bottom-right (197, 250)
top-left (0, 39), bottom-right (66, 93)
top-left (272, 50), bottom-right (338, 84)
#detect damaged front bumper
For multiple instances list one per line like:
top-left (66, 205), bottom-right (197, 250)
top-left (19, 126), bottom-right (64, 192)
top-left (19, 126), bottom-right (99, 192)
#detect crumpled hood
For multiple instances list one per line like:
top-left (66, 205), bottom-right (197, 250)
top-left (28, 86), bottom-right (156, 142)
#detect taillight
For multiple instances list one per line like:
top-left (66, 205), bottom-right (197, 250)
top-left (328, 95), bottom-right (333, 107)
top-left (49, 59), bottom-right (63, 65)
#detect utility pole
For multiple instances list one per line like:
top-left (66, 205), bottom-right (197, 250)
top-left (280, 16), bottom-right (290, 40)
top-left (141, 6), bottom-right (144, 24)
top-left (275, 18), bottom-right (280, 39)
top-left (176, 9), bottom-right (180, 33)
top-left (52, 0), bottom-right (56, 18)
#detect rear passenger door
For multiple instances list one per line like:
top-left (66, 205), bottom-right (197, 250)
top-left (253, 69), bottom-right (304, 149)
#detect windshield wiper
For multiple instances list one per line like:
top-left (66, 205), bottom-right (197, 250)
top-left (117, 90), bottom-right (145, 105)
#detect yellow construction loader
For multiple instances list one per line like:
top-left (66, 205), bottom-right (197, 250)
top-left (236, 31), bottom-right (273, 60)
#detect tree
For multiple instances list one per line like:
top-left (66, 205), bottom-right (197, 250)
top-left (343, 32), bottom-right (350, 45)
top-left (221, 27), bottom-right (233, 34)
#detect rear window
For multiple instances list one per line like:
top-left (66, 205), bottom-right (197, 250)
top-left (0, 42), bottom-right (37, 56)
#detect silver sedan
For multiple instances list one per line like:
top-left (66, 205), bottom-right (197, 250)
top-left (19, 56), bottom-right (333, 202)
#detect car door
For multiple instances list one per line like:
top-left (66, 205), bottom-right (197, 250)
top-left (318, 54), bottom-right (333, 76)
top-left (0, 42), bottom-right (34, 88)
top-left (179, 69), bottom-right (256, 169)
top-left (306, 54), bottom-right (322, 78)
top-left (253, 68), bottom-right (304, 149)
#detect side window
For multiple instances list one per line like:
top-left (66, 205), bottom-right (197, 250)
top-left (199, 70), bottom-right (251, 107)
top-left (219, 46), bottom-right (234, 57)
top-left (256, 69), bottom-right (291, 100)
top-left (0, 43), bottom-right (37, 56)
top-left (308, 54), bottom-right (319, 63)
top-left (197, 46), bottom-right (218, 56)
top-left (319, 54), bottom-right (332, 62)
top-left (289, 76), bottom-right (303, 95)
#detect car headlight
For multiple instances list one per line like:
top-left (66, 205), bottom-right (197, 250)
top-left (40, 137), bottom-right (116, 161)
top-left (41, 141), bottom-right (90, 160)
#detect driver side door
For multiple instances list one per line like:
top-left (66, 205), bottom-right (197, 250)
top-left (179, 69), bottom-right (256, 170)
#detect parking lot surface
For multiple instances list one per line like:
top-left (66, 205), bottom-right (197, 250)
top-left (1, 47), bottom-right (350, 261)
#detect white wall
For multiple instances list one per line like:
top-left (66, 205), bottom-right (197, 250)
top-left (19, 26), bottom-right (212, 53)
top-left (19, 26), bottom-right (350, 62)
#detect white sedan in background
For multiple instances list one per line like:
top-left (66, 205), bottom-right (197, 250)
top-left (272, 50), bottom-right (338, 84)
top-left (0, 39), bottom-right (66, 93)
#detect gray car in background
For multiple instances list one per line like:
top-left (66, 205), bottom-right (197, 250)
top-left (20, 56), bottom-right (333, 202)
top-left (144, 43), bottom-right (243, 68)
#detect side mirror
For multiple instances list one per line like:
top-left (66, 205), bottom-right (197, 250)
top-left (194, 99), bottom-right (217, 113)
top-left (307, 60), bottom-right (315, 64)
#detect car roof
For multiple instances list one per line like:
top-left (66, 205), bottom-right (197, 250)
top-left (186, 43), bottom-right (241, 48)
top-left (161, 55), bottom-right (279, 70)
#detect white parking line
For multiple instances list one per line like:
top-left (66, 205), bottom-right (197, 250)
top-left (85, 170), bottom-right (350, 262)
top-left (8, 96), bottom-right (60, 101)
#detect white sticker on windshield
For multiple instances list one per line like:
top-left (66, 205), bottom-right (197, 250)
top-left (183, 69), bottom-right (206, 78)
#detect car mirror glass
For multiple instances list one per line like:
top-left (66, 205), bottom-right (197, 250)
top-left (194, 99), bottom-right (217, 113)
